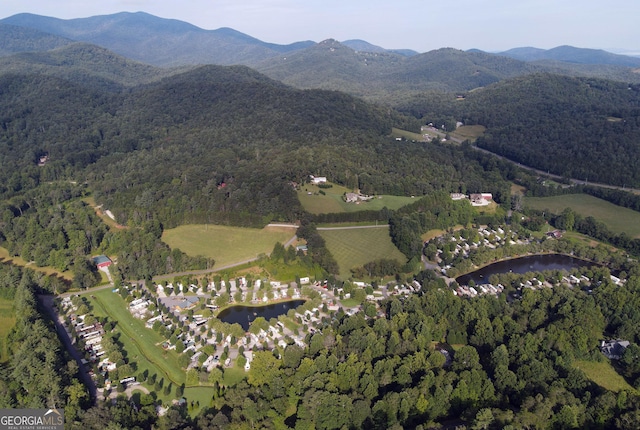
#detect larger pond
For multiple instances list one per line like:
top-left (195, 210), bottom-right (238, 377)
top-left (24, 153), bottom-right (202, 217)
top-left (217, 300), bottom-right (306, 331)
top-left (456, 254), bottom-right (596, 286)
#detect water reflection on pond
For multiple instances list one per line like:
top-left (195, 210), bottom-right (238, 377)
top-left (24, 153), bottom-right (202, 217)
top-left (456, 254), bottom-right (596, 286)
top-left (217, 300), bottom-right (306, 331)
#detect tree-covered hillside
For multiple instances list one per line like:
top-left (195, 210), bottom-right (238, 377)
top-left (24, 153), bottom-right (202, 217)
top-left (399, 73), bottom-right (640, 187)
top-left (0, 43), bottom-right (186, 91)
top-left (0, 61), bottom-right (519, 231)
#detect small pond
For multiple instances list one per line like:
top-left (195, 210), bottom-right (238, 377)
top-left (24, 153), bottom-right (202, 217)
top-left (456, 254), bottom-right (597, 286)
top-left (217, 300), bottom-right (306, 331)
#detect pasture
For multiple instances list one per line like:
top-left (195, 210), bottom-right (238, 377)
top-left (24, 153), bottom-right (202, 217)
top-left (162, 225), bottom-right (296, 268)
top-left (298, 182), bottom-right (416, 215)
top-left (391, 127), bottom-right (425, 141)
top-left (0, 298), bottom-right (15, 363)
top-left (319, 227), bottom-right (406, 279)
top-left (525, 193), bottom-right (640, 238)
top-left (450, 125), bottom-right (486, 142)
top-left (574, 360), bottom-right (637, 394)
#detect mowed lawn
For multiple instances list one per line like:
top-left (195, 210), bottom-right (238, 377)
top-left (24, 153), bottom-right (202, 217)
top-left (298, 182), bottom-right (416, 215)
top-left (320, 227), bottom-right (407, 279)
top-left (450, 125), bottom-right (486, 142)
top-left (87, 289), bottom-right (186, 387)
top-left (88, 289), bottom-right (222, 415)
top-left (574, 360), bottom-right (637, 394)
top-left (162, 225), bottom-right (296, 268)
top-left (0, 298), bottom-right (15, 363)
top-left (526, 193), bottom-right (640, 238)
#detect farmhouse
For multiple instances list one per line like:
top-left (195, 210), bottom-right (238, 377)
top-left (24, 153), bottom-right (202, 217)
top-left (546, 230), bottom-right (563, 239)
top-left (470, 193), bottom-right (492, 206)
top-left (309, 175), bottom-right (327, 185)
top-left (600, 339), bottom-right (630, 360)
top-left (344, 192), bottom-right (373, 203)
top-left (450, 193), bottom-right (467, 201)
top-left (92, 255), bottom-right (112, 269)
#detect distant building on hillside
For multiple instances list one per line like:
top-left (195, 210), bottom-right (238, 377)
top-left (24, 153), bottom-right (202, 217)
top-left (92, 255), bottom-right (112, 269)
top-left (470, 193), bottom-right (492, 206)
top-left (600, 339), bottom-right (630, 360)
top-left (310, 175), bottom-right (327, 185)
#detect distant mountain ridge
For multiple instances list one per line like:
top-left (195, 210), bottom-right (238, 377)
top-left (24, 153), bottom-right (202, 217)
top-left (496, 45), bottom-right (640, 67)
top-left (0, 23), bottom-right (73, 55)
top-left (5, 11), bottom-right (638, 68)
top-left (0, 12), bottom-right (315, 66)
top-left (3, 11), bottom-right (640, 101)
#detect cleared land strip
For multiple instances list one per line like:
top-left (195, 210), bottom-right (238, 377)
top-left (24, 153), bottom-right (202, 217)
top-left (317, 224), bottom-right (390, 230)
top-left (91, 291), bottom-right (186, 386)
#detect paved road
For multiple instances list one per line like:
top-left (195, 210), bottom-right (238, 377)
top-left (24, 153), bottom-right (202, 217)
top-left (470, 145), bottom-right (640, 194)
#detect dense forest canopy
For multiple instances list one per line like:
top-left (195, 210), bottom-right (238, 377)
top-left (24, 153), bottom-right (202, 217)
top-left (0, 63), bottom-right (523, 231)
top-left (399, 74), bottom-right (640, 187)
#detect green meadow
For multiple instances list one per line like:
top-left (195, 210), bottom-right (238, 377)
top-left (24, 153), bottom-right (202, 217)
top-left (526, 193), bottom-right (640, 238)
top-left (162, 225), bottom-right (296, 267)
top-left (0, 298), bottom-right (15, 363)
top-left (88, 289), bottom-right (186, 386)
top-left (319, 227), bottom-right (407, 279)
top-left (85, 288), bottom-right (219, 414)
top-left (450, 125), bottom-right (486, 142)
top-left (0, 246), bottom-right (74, 282)
top-left (298, 182), bottom-right (416, 215)
top-left (574, 360), bottom-right (637, 394)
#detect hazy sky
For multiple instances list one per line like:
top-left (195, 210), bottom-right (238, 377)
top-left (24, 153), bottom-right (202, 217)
top-left (2, 0), bottom-right (639, 53)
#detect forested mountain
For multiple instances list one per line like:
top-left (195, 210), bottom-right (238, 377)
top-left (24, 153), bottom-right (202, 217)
top-left (4, 12), bottom-right (640, 102)
top-left (0, 43), bottom-right (186, 91)
top-left (399, 73), bottom-right (640, 187)
top-left (0, 12), bottom-right (314, 66)
top-left (498, 45), bottom-right (640, 67)
top-left (341, 39), bottom-right (418, 57)
top-left (0, 23), bottom-right (73, 55)
top-left (0, 61), bottom-right (514, 232)
top-left (255, 42), bottom-right (541, 98)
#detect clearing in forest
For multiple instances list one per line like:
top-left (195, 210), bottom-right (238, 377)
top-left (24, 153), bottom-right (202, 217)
top-left (574, 360), bottom-right (637, 394)
top-left (162, 224), bottom-right (296, 268)
top-left (0, 298), bottom-right (15, 363)
top-left (298, 182), bottom-right (416, 215)
top-left (319, 227), bottom-right (406, 279)
top-left (525, 193), bottom-right (640, 238)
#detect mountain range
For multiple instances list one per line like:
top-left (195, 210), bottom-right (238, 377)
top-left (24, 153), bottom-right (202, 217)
top-left (2, 12), bottom-right (639, 70)
top-left (2, 11), bottom-right (640, 191)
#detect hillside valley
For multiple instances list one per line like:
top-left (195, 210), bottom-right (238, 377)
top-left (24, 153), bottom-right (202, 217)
top-left (3, 11), bottom-right (640, 430)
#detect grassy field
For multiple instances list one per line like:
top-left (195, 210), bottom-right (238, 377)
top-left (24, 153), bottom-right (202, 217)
top-left (0, 247), bottom-right (74, 281)
top-left (574, 360), bottom-right (637, 393)
top-left (450, 125), bottom-right (486, 142)
top-left (392, 127), bottom-right (425, 141)
top-left (319, 227), bottom-right (407, 279)
top-left (0, 298), bottom-right (15, 363)
top-left (298, 182), bottom-right (417, 215)
top-left (87, 289), bottom-right (187, 387)
top-left (184, 386), bottom-right (216, 412)
top-left (526, 194), bottom-right (640, 238)
top-left (162, 225), bottom-right (296, 268)
top-left (420, 225), bottom-right (465, 242)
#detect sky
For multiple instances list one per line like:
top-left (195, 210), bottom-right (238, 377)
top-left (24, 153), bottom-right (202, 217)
top-left (2, 0), bottom-right (639, 54)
